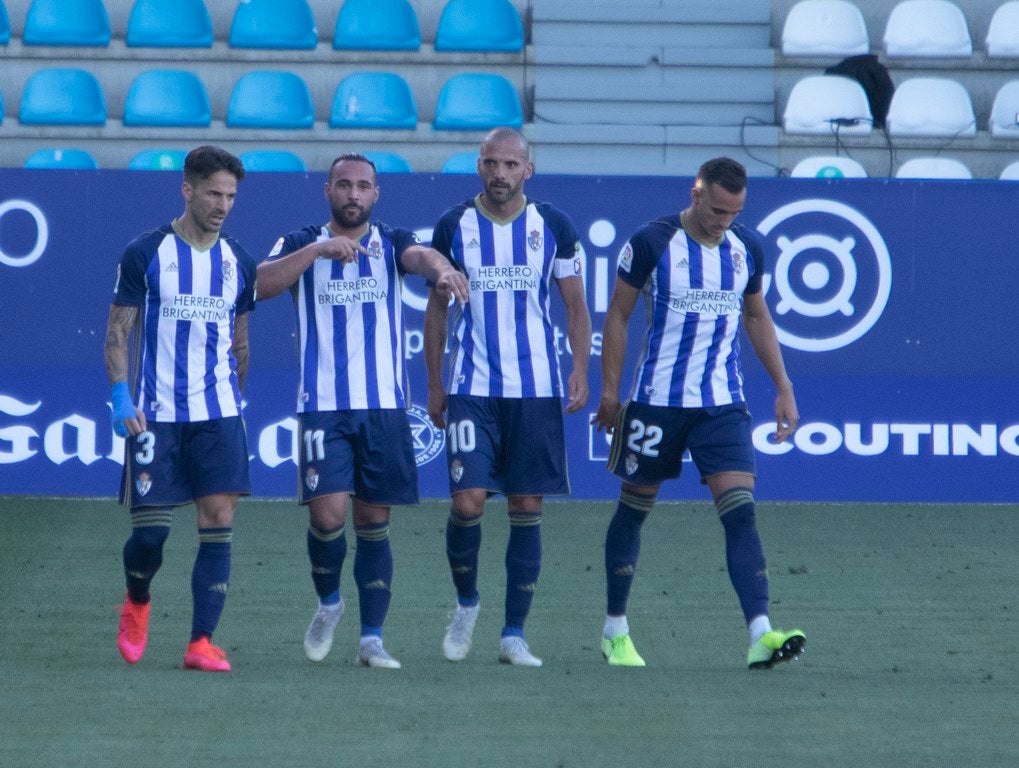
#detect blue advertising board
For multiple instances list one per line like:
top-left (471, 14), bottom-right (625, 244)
top-left (1, 169), bottom-right (1016, 502)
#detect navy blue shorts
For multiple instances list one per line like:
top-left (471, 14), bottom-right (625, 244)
top-left (119, 416), bottom-right (251, 509)
top-left (444, 395), bottom-right (569, 497)
top-left (297, 409), bottom-right (418, 506)
top-left (606, 401), bottom-right (756, 486)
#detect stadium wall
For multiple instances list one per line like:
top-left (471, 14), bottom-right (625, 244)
top-left (1, 169), bottom-right (1017, 503)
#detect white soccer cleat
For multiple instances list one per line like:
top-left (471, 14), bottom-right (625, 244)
top-left (358, 636), bottom-right (402, 669)
top-left (443, 602), bottom-right (480, 662)
top-left (498, 635), bottom-right (542, 667)
top-left (303, 598), bottom-right (344, 662)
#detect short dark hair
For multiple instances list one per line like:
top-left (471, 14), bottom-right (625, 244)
top-left (184, 145), bottom-right (245, 184)
top-left (329, 153), bottom-right (377, 181)
top-left (696, 157), bottom-right (747, 194)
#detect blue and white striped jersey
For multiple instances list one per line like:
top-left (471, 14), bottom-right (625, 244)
top-left (267, 222), bottom-right (417, 412)
top-left (618, 216), bottom-right (764, 408)
top-left (432, 197), bottom-right (584, 399)
top-left (113, 224), bottom-right (257, 423)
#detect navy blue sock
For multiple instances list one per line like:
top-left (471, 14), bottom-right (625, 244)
top-left (307, 525), bottom-right (346, 605)
top-left (353, 523), bottom-right (393, 636)
top-left (123, 508), bottom-right (172, 604)
top-left (190, 528), bottom-right (232, 642)
top-left (604, 490), bottom-right (654, 616)
top-left (503, 512), bottom-right (541, 635)
top-left (446, 511), bottom-right (481, 606)
top-left (716, 488), bottom-right (769, 623)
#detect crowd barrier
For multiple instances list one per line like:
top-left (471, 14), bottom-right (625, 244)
top-left (1, 170), bottom-right (1016, 502)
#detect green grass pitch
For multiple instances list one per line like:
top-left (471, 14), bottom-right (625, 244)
top-left (1, 496), bottom-right (1017, 768)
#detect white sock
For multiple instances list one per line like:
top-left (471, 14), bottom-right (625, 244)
top-left (604, 614), bottom-right (629, 639)
top-left (748, 615), bottom-right (772, 645)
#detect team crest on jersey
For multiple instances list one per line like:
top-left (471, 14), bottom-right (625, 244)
top-left (222, 259), bottom-right (234, 284)
top-left (527, 229), bottom-right (543, 252)
top-left (624, 453), bottom-right (639, 476)
top-left (619, 243), bottom-right (634, 273)
top-left (135, 472), bottom-right (152, 496)
top-left (367, 239), bottom-right (384, 259)
top-left (450, 459), bottom-right (464, 483)
top-left (731, 249), bottom-right (745, 275)
top-left (305, 468), bottom-right (320, 492)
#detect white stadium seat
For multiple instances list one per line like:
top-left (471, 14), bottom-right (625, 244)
top-left (885, 77), bottom-right (976, 137)
top-left (1000, 161), bottom-right (1019, 180)
top-left (790, 155), bottom-right (868, 178)
top-left (883, 0), bottom-right (972, 58)
top-left (895, 157), bottom-right (972, 179)
top-left (783, 75), bottom-right (873, 135)
top-left (986, 1), bottom-right (1019, 58)
top-left (989, 81), bottom-right (1019, 138)
top-left (782, 0), bottom-right (870, 57)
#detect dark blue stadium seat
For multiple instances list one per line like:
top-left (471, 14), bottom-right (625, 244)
top-left (433, 73), bottom-right (523, 130)
top-left (364, 151), bottom-right (412, 173)
top-left (25, 148), bottom-right (99, 169)
top-left (23, 0), bottom-right (111, 46)
top-left (123, 70), bottom-right (211, 127)
top-left (329, 72), bottom-right (417, 129)
top-left (333, 0), bottom-right (420, 51)
top-left (226, 71), bottom-right (315, 129)
top-left (240, 150), bottom-right (307, 172)
top-left (19, 69), bottom-right (107, 125)
top-left (435, 0), bottom-right (523, 52)
top-left (128, 149), bottom-right (188, 170)
top-left (126, 0), bottom-right (213, 48)
top-left (229, 0), bottom-right (318, 50)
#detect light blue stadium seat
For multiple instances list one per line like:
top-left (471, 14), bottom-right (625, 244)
top-left (240, 150), bottom-right (307, 172)
top-left (441, 152), bottom-right (479, 174)
top-left (1, 1), bottom-right (11, 45)
top-left (23, 0), bottom-right (111, 46)
top-left (25, 148), bottom-right (98, 169)
top-left (123, 70), bottom-right (211, 127)
top-left (435, 0), bottom-right (523, 52)
top-left (126, 0), bottom-right (213, 48)
top-left (333, 0), bottom-right (420, 51)
top-left (226, 71), bottom-right (315, 129)
top-left (433, 73), bottom-right (523, 130)
top-left (229, 0), bottom-right (318, 50)
top-left (329, 72), bottom-right (417, 129)
top-left (19, 69), bottom-right (106, 125)
top-left (364, 151), bottom-right (412, 173)
top-left (128, 149), bottom-right (187, 170)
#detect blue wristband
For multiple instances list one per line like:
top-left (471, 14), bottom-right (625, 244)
top-left (111, 381), bottom-right (135, 437)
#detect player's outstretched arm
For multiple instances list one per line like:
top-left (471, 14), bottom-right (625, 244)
top-left (256, 236), bottom-right (369, 301)
top-left (402, 245), bottom-right (469, 306)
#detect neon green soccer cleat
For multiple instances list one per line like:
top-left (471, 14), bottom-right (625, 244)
top-left (601, 634), bottom-right (646, 667)
top-left (747, 629), bottom-right (806, 670)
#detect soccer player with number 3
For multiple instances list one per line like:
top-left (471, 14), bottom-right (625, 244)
top-left (105, 146), bottom-right (257, 673)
